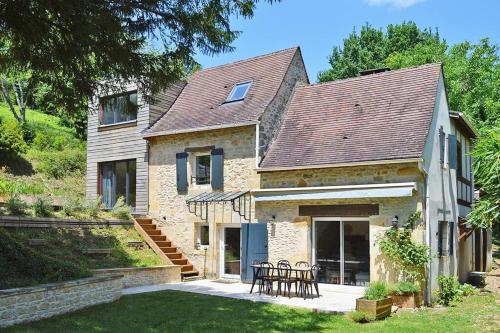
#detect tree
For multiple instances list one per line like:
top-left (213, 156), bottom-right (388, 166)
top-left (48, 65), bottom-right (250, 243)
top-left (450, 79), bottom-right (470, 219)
top-left (318, 21), bottom-right (443, 82)
top-left (0, 0), bottom-right (275, 116)
top-left (0, 72), bottom-right (30, 123)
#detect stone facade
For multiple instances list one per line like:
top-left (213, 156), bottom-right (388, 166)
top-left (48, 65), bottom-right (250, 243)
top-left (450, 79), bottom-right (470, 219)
top-left (255, 162), bottom-right (425, 283)
top-left (92, 266), bottom-right (181, 288)
top-left (258, 51), bottom-right (308, 156)
top-left (148, 125), bottom-right (259, 277)
top-left (0, 275), bottom-right (122, 328)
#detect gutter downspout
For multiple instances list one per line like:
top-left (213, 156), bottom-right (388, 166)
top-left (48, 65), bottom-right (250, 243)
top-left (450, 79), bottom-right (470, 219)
top-left (419, 161), bottom-right (432, 305)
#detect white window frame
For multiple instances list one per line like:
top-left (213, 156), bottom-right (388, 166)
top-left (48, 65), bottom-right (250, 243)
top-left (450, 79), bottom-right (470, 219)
top-left (226, 81), bottom-right (252, 103)
top-left (189, 152), bottom-right (212, 188)
top-left (196, 223), bottom-right (210, 248)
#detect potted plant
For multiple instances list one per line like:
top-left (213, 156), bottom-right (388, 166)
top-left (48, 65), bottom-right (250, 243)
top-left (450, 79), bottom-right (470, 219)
top-left (389, 281), bottom-right (423, 308)
top-left (356, 282), bottom-right (393, 320)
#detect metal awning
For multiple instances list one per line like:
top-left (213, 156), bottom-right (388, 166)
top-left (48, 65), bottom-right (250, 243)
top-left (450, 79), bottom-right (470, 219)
top-left (252, 182), bottom-right (416, 202)
top-left (186, 191), bottom-right (251, 222)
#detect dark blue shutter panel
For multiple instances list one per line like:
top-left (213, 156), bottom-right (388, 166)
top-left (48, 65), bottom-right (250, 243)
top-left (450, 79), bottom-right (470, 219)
top-left (439, 127), bottom-right (445, 165)
top-left (438, 221), bottom-right (443, 256)
top-left (211, 148), bottom-right (224, 190)
top-left (176, 152), bottom-right (188, 192)
top-left (449, 221), bottom-right (454, 256)
top-left (448, 134), bottom-right (457, 169)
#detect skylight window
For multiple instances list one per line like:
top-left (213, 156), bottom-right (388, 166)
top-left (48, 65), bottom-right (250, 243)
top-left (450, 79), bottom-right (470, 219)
top-left (226, 81), bottom-right (251, 102)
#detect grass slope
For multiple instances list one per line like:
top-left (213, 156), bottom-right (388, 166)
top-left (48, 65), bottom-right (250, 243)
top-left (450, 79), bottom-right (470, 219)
top-left (2, 291), bottom-right (498, 333)
top-left (0, 102), bottom-right (86, 199)
top-left (0, 226), bottom-right (163, 289)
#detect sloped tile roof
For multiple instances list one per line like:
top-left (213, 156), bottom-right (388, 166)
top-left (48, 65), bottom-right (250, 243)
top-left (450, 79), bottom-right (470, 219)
top-left (260, 63), bottom-right (442, 169)
top-left (144, 47), bottom-right (300, 136)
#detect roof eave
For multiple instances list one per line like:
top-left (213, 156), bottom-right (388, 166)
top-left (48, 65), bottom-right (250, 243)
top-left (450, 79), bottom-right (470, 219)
top-left (142, 121), bottom-right (259, 139)
top-left (449, 111), bottom-right (478, 138)
top-left (257, 158), bottom-right (423, 173)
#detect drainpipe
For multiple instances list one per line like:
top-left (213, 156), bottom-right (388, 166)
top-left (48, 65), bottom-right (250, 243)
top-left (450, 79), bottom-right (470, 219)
top-left (419, 161), bottom-right (432, 305)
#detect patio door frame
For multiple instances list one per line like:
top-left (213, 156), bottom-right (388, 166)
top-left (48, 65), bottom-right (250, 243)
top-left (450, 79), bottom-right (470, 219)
top-left (219, 224), bottom-right (242, 279)
top-left (311, 217), bottom-right (370, 285)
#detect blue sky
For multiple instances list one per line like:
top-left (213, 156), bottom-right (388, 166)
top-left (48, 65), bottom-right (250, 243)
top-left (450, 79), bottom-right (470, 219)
top-left (195, 0), bottom-right (499, 82)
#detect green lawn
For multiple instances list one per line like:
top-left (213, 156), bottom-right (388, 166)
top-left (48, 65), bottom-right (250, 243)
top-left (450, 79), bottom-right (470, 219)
top-left (1, 291), bottom-right (498, 333)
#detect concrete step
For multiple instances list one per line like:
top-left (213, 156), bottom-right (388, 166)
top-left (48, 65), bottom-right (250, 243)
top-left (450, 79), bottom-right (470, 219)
top-left (181, 270), bottom-right (199, 279)
top-left (182, 275), bottom-right (203, 282)
top-left (181, 264), bottom-right (194, 272)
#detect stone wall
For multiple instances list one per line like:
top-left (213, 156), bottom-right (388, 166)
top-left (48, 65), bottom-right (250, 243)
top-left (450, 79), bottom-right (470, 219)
top-left (258, 50), bottom-right (308, 157)
top-left (0, 275), bottom-right (122, 328)
top-left (92, 266), bottom-right (181, 288)
top-left (148, 125), bottom-right (259, 277)
top-left (255, 162), bottom-right (425, 283)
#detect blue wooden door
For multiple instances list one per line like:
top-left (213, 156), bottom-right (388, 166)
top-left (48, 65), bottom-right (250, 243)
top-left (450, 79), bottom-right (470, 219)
top-left (241, 223), bottom-right (268, 282)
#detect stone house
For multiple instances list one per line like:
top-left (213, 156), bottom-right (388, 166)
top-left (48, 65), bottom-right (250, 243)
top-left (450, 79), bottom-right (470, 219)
top-left (86, 47), bottom-right (487, 300)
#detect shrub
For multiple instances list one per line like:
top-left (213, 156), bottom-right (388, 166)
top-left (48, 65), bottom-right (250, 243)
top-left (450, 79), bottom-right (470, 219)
top-left (32, 196), bottom-right (54, 217)
top-left (111, 196), bottom-right (132, 220)
top-left (62, 196), bottom-right (85, 217)
top-left (0, 119), bottom-right (27, 154)
top-left (85, 196), bottom-right (104, 219)
top-left (389, 281), bottom-right (421, 295)
top-left (436, 275), bottom-right (462, 306)
top-left (0, 178), bottom-right (45, 195)
top-left (32, 132), bottom-right (74, 151)
top-left (377, 212), bottom-right (432, 283)
top-left (5, 194), bottom-right (29, 216)
top-left (21, 122), bottom-right (36, 144)
top-left (460, 283), bottom-right (476, 297)
top-left (34, 148), bottom-right (86, 179)
top-left (350, 310), bottom-right (375, 323)
top-left (364, 281), bottom-right (389, 301)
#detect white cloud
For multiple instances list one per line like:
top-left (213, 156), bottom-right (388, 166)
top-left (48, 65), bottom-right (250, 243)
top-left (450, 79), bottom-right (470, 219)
top-left (364, 0), bottom-right (425, 8)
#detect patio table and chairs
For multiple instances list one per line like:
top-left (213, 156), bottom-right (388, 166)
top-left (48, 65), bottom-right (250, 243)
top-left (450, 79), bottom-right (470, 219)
top-left (250, 261), bottom-right (320, 299)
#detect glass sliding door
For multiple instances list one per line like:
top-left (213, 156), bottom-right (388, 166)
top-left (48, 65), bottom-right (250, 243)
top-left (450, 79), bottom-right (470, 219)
top-left (313, 219), bottom-right (370, 286)
top-left (100, 159), bottom-right (136, 209)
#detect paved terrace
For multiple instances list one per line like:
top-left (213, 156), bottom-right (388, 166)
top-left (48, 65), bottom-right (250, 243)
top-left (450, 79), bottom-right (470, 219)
top-left (123, 280), bottom-right (364, 313)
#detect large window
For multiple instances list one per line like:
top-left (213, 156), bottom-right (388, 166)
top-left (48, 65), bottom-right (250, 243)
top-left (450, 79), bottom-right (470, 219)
top-left (100, 91), bottom-right (138, 125)
top-left (100, 159), bottom-right (136, 209)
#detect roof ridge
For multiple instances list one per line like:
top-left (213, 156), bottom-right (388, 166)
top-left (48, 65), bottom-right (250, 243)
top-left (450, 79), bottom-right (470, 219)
top-left (197, 46), bottom-right (299, 73)
top-left (306, 63), bottom-right (442, 89)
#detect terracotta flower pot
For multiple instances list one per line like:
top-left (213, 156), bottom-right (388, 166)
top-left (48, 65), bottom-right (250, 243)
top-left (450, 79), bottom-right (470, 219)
top-left (355, 297), bottom-right (393, 320)
top-left (391, 292), bottom-right (423, 308)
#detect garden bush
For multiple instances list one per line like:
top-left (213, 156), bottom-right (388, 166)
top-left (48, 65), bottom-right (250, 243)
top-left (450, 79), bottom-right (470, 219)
top-left (111, 197), bottom-right (132, 220)
top-left (62, 196), bottom-right (85, 217)
top-left (350, 310), bottom-right (375, 323)
top-left (85, 196), bottom-right (104, 219)
top-left (33, 148), bottom-right (86, 179)
top-left (436, 275), bottom-right (462, 305)
top-left (5, 194), bottom-right (29, 216)
top-left (0, 119), bottom-right (27, 154)
top-left (389, 281), bottom-right (421, 295)
top-left (364, 281), bottom-right (389, 301)
top-left (32, 196), bottom-right (54, 217)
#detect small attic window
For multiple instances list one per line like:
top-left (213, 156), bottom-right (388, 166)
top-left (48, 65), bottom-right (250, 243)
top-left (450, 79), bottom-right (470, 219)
top-left (226, 81), bottom-right (251, 103)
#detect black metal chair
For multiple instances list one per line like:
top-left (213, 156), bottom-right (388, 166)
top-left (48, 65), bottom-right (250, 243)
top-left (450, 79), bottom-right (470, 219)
top-left (259, 262), bottom-right (278, 295)
top-left (295, 261), bottom-right (310, 267)
top-left (302, 264), bottom-right (320, 299)
top-left (276, 262), bottom-right (298, 298)
top-left (250, 260), bottom-right (262, 294)
top-left (277, 259), bottom-right (290, 266)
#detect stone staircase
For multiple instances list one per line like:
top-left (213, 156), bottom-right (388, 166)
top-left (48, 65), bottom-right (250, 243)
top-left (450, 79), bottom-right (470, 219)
top-left (135, 217), bottom-right (199, 280)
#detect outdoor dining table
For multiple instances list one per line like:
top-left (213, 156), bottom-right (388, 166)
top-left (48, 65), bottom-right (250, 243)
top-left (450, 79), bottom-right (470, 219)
top-left (249, 264), bottom-right (314, 298)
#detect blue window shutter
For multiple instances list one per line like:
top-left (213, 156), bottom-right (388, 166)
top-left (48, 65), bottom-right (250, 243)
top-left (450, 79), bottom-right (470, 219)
top-left (449, 221), bottom-right (454, 256)
top-left (439, 127), bottom-right (445, 165)
top-left (448, 134), bottom-right (457, 169)
top-left (438, 221), bottom-right (443, 256)
top-left (176, 152), bottom-right (188, 192)
top-left (211, 148), bottom-right (224, 190)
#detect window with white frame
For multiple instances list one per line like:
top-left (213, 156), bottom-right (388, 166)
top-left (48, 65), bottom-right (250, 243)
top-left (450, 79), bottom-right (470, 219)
top-left (226, 81), bottom-right (251, 103)
top-left (191, 154), bottom-right (211, 185)
top-left (197, 224), bottom-right (209, 246)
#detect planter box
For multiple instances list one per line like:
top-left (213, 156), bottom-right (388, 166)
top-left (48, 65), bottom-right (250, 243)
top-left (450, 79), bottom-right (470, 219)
top-left (391, 292), bottom-right (423, 308)
top-left (356, 297), bottom-right (392, 320)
